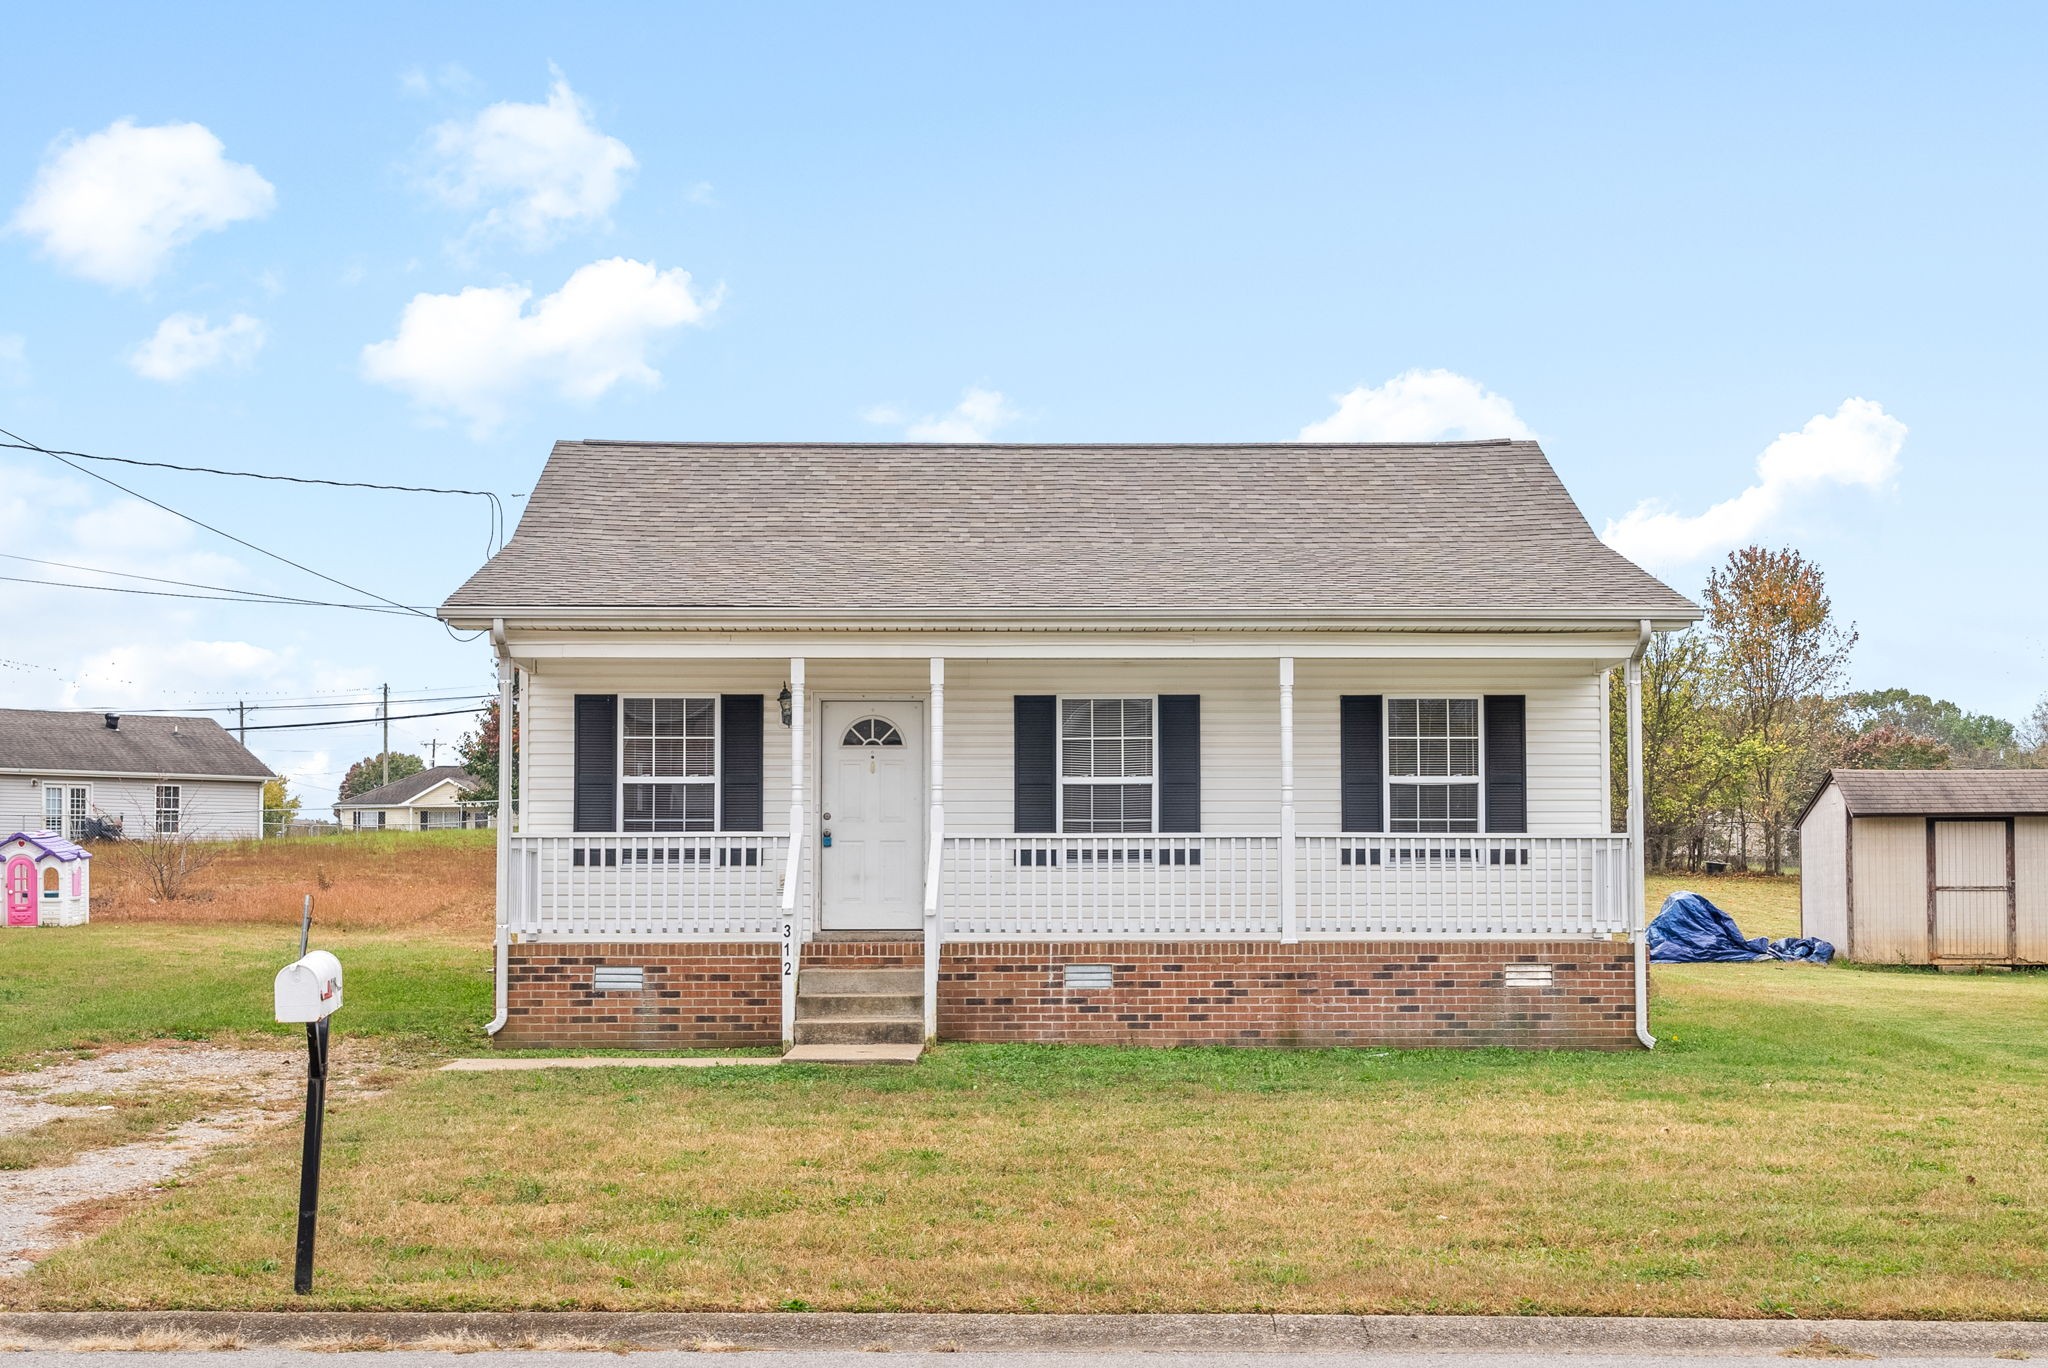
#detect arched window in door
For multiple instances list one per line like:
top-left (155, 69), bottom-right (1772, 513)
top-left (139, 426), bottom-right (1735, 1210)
top-left (840, 717), bottom-right (904, 747)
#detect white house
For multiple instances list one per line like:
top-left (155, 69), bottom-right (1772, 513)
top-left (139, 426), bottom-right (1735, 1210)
top-left (440, 440), bottom-right (1698, 1053)
top-left (3, 829), bottom-right (91, 927)
top-left (0, 709), bottom-right (273, 841)
top-left (333, 765), bottom-right (495, 831)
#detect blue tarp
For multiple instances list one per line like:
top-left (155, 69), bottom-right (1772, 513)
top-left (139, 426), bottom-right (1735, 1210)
top-left (1647, 890), bottom-right (1834, 964)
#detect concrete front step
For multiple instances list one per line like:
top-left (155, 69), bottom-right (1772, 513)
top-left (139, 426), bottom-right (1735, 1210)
top-left (797, 968), bottom-right (922, 996)
top-left (793, 1016), bottom-right (925, 1046)
top-left (799, 992), bottom-right (922, 1018)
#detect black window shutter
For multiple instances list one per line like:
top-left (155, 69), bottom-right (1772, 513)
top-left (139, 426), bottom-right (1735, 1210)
top-left (573, 694), bottom-right (618, 833)
top-left (1157, 694), bottom-right (1201, 833)
top-left (1484, 694), bottom-right (1528, 833)
top-left (1013, 695), bottom-right (1057, 833)
top-left (1340, 695), bottom-right (1383, 833)
top-left (719, 694), bottom-right (764, 832)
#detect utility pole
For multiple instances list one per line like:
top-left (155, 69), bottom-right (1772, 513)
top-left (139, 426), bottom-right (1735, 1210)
top-left (380, 684), bottom-right (390, 786)
top-left (427, 739), bottom-right (439, 767)
top-left (238, 701), bottom-right (247, 745)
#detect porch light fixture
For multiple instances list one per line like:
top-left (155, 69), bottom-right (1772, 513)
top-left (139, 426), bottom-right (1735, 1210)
top-left (778, 684), bottom-right (793, 727)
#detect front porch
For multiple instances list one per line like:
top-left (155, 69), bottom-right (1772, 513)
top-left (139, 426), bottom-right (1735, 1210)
top-left (485, 639), bottom-right (1655, 1050)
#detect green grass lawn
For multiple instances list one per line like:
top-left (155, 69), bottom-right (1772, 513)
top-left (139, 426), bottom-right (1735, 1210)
top-left (4, 873), bottom-right (2044, 1317)
top-left (0, 924), bottom-right (490, 1070)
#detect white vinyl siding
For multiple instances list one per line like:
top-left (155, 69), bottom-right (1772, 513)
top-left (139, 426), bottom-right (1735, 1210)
top-left (0, 774), bottom-right (264, 840)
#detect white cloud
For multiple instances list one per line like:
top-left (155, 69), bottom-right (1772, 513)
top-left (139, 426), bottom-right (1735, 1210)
top-left (9, 119), bottom-right (275, 288)
top-left (71, 497), bottom-right (199, 554)
top-left (400, 62), bottom-right (479, 98)
top-left (360, 256), bottom-right (714, 434)
top-left (128, 312), bottom-right (266, 381)
top-left (867, 386), bottom-right (1020, 443)
top-left (425, 73), bottom-right (635, 250)
top-left (1602, 398), bottom-right (1906, 569)
top-left (1300, 368), bottom-right (1534, 442)
top-left (66, 639), bottom-right (288, 710)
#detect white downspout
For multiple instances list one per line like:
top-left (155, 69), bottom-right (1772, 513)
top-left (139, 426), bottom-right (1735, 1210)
top-left (485, 618), bottom-right (512, 1037)
top-left (1627, 617), bottom-right (1654, 1050)
top-left (922, 657), bottom-right (944, 1042)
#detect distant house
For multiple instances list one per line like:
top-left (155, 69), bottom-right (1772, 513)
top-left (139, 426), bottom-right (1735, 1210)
top-left (333, 766), bottom-right (495, 831)
top-left (443, 439), bottom-right (1698, 1054)
top-left (0, 709), bottom-right (273, 840)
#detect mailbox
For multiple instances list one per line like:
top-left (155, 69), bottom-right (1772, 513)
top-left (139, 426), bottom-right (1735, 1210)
top-left (274, 950), bottom-right (343, 1022)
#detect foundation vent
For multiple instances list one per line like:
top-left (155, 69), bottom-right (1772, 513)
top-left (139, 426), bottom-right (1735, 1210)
top-left (592, 966), bottom-right (646, 994)
top-left (1502, 963), bottom-right (1554, 989)
top-left (1063, 964), bottom-right (1115, 991)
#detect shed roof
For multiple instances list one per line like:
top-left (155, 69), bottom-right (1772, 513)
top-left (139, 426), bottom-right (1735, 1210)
top-left (335, 766), bottom-right (479, 809)
top-left (1806, 769), bottom-right (2048, 821)
top-left (0, 709), bottom-right (273, 780)
top-left (442, 440), bottom-right (1699, 621)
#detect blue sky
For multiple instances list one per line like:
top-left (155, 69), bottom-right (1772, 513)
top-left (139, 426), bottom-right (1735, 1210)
top-left (3, 2), bottom-right (2044, 807)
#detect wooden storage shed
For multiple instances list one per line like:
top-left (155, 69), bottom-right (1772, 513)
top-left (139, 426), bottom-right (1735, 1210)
top-left (1798, 770), bottom-right (2048, 966)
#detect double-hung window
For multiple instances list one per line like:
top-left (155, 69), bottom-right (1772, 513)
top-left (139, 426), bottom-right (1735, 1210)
top-left (1386, 698), bottom-right (1480, 833)
top-left (622, 697), bottom-right (717, 832)
top-left (154, 784), bottom-right (181, 835)
top-left (1060, 697), bottom-right (1154, 833)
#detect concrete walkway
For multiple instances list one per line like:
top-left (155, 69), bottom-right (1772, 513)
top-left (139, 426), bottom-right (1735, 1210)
top-left (3, 1312), bottom-right (2044, 1358)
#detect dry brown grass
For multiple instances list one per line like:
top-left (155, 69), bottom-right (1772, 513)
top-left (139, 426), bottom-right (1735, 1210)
top-left (68, 1330), bottom-right (243, 1351)
top-left (1781, 1334), bottom-right (1878, 1359)
top-left (88, 831), bottom-right (493, 937)
top-left (0, 1089), bottom-right (241, 1172)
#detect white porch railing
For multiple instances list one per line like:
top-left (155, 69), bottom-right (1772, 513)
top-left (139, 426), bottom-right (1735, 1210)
top-left (507, 834), bottom-right (788, 940)
top-left (504, 831), bottom-right (1630, 943)
top-left (1296, 834), bottom-right (1633, 937)
top-left (937, 835), bottom-right (1285, 939)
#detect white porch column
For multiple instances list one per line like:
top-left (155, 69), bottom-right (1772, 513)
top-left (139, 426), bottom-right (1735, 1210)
top-left (1626, 622), bottom-right (1654, 1048)
top-left (781, 657), bottom-right (806, 1048)
top-left (1279, 656), bottom-right (1297, 943)
top-left (923, 657), bottom-right (945, 1040)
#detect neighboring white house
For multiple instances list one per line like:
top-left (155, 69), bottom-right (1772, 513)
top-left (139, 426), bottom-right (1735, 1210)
top-left (0, 709), bottom-right (272, 841)
top-left (333, 766), bottom-right (495, 831)
top-left (441, 440), bottom-right (1699, 1054)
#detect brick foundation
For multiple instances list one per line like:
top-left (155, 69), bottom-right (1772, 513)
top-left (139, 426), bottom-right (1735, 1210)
top-left (497, 941), bottom-right (781, 1048)
top-left (499, 938), bottom-right (1638, 1050)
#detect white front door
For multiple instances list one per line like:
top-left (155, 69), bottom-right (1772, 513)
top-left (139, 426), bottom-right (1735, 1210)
top-left (819, 700), bottom-right (925, 931)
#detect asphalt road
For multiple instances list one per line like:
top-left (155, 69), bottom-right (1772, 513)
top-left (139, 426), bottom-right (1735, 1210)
top-left (9, 1354), bottom-right (2038, 1365)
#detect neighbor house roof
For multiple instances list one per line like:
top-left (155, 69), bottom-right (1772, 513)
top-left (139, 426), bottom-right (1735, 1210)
top-left (441, 441), bottom-right (1699, 622)
top-left (0, 709), bottom-right (273, 780)
top-left (1806, 769), bottom-right (2048, 821)
top-left (335, 766), bottom-right (479, 809)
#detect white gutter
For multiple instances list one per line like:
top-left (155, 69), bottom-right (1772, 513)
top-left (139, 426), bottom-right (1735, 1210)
top-left (485, 617), bottom-right (511, 1038)
top-left (1627, 617), bottom-right (1655, 1050)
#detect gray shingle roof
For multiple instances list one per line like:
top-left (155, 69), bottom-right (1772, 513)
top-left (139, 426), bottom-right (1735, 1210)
top-left (442, 441), bottom-right (1698, 620)
top-left (0, 709), bottom-right (273, 780)
top-left (1819, 769), bottom-right (2048, 818)
top-left (335, 766), bottom-right (479, 809)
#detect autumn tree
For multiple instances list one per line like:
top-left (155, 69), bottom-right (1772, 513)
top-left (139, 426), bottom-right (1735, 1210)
top-left (262, 776), bottom-right (303, 835)
top-left (1839, 688), bottom-right (2019, 767)
top-left (456, 692), bottom-right (518, 805)
top-left (1703, 546), bottom-right (1857, 873)
top-left (340, 752), bottom-right (424, 799)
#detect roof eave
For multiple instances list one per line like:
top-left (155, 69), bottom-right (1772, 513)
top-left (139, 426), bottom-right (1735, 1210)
top-left (439, 603), bottom-right (1703, 633)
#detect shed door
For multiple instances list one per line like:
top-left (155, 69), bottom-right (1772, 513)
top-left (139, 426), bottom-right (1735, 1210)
top-left (1931, 820), bottom-right (2011, 961)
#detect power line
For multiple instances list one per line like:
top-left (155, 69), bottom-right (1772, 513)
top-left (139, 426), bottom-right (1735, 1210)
top-left (0, 553), bottom-right (431, 612)
top-left (0, 573), bottom-right (425, 615)
top-left (0, 424), bottom-right (483, 641)
top-left (238, 706), bottom-right (485, 733)
top-left (0, 438), bottom-right (515, 556)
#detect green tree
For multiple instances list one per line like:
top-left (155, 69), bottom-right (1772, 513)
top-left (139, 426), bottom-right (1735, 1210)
top-left (1703, 546), bottom-right (1857, 874)
top-left (261, 776), bottom-right (303, 835)
top-left (1839, 688), bottom-right (2020, 766)
top-left (340, 752), bottom-right (424, 799)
